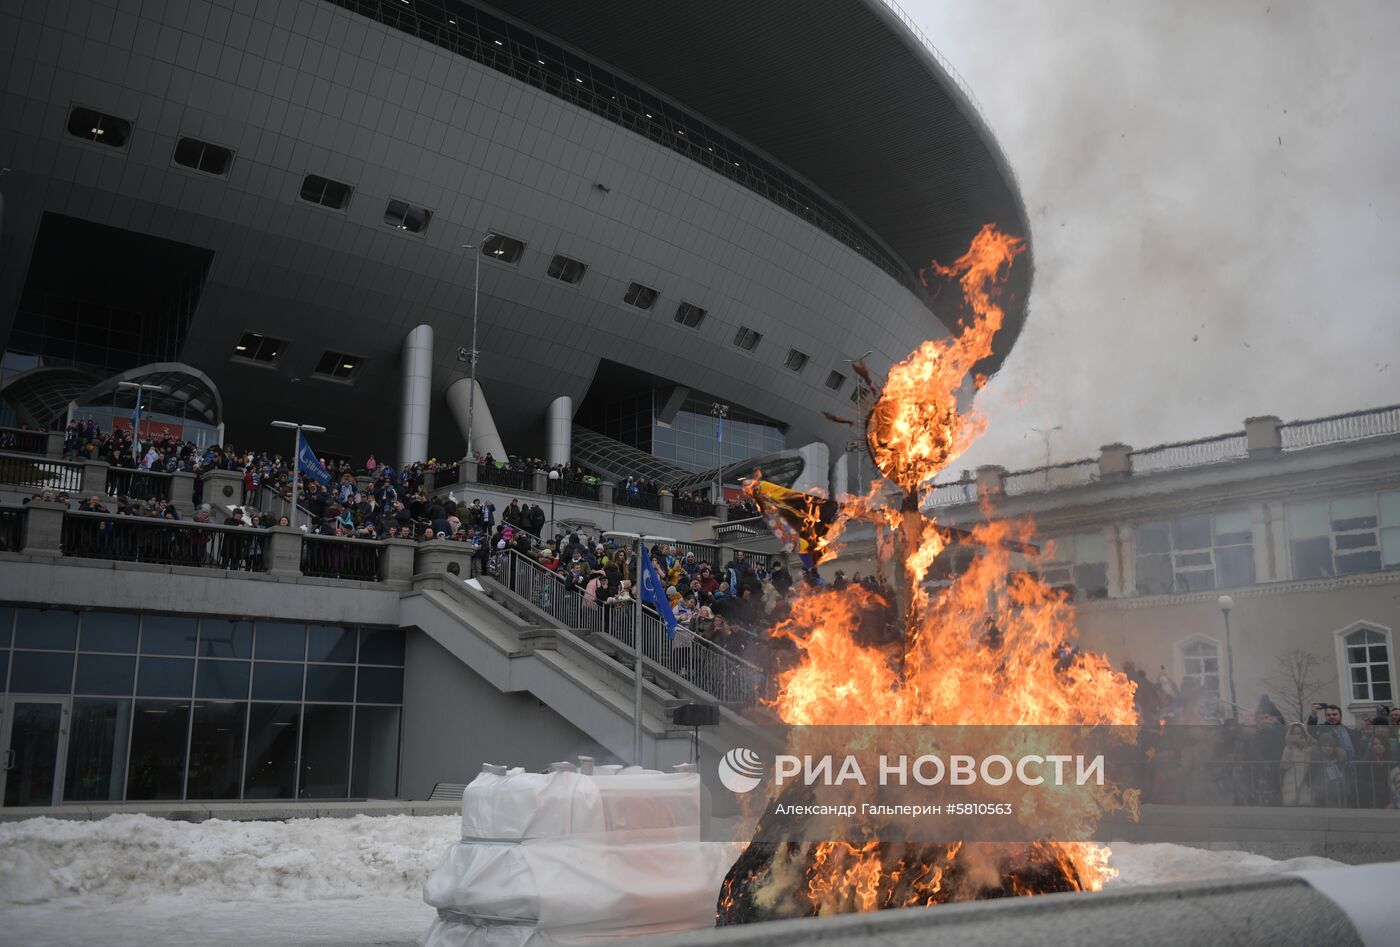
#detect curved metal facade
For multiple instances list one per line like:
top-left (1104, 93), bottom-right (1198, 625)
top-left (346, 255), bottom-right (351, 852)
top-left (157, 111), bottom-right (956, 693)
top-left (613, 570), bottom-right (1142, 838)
top-left (0, 0), bottom-right (1029, 462)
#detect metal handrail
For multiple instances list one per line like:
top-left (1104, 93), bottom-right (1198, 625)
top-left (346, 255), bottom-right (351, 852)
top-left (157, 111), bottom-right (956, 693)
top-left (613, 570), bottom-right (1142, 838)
top-left (105, 466), bottom-right (173, 501)
top-left (0, 427), bottom-right (48, 456)
top-left (496, 551), bottom-right (767, 704)
top-left (1280, 404), bottom-right (1400, 451)
top-left (59, 510), bottom-right (267, 572)
top-left (300, 532), bottom-right (384, 581)
top-left (0, 451), bottom-right (84, 493)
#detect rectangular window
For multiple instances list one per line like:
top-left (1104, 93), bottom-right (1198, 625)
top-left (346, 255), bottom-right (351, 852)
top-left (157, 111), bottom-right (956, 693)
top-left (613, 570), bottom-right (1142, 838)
top-left (1181, 640), bottom-right (1221, 696)
top-left (299, 705), bottom-right (352, 798)
top-left (233, 331), bottom-right (287, 364)
top-left (64, 698), bottom-right (132, 802)
top-left (80, 613), bottom-right (139, 653)
top-left (480, 233), bottom-right (525, 264)
top-left (186, 701), bottom-right (246, 799)
top-left (1043, 532), bottom-right (1108, 599)
top-left (173, 136), bottom-right (234, 176)
top-left (733, 327), bottom-right (762, 351)
top-left (314, 351), bottom-right (363, 381)
top-left (674, 302), bottom-right (706, 328)
top-left (1288, 494), bottom-right (1389, 579)
top-left (1345, 628), bottom-right (1391, 703)
top-left (126, 700), bottom-right (191, 800)
top-left (66, 106), bottom-right (132, 148)
top-left (784, 349), bottom-right (809, 372)
top-left (298, 173), bottom-right (353, 210)
top-left (383, 198), bottom-right (432, 234)
top-left (546, 254), bottom-right (587, 284)
top-left (1135, 510), bottom-right (1256, 595)
top-left (244, 702), bottom-right (299, 799)
top-left (825, 370), bottom-right (846, 391)
top-left (623, 282), bottom-right (659, 310)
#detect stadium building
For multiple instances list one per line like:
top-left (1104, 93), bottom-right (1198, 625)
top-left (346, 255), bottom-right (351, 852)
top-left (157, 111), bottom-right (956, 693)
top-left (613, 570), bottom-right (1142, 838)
top-left (0, 0), bottom-right (1029, 809)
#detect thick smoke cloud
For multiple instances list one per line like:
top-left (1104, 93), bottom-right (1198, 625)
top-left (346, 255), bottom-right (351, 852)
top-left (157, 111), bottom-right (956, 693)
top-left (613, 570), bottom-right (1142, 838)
top-left (902, 0), bottom-right (1399, 474)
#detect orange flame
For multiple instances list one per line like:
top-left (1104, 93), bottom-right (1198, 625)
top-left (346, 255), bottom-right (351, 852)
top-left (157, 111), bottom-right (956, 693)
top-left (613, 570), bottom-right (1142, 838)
top-left (754, 223), bottom-right (1137, 911)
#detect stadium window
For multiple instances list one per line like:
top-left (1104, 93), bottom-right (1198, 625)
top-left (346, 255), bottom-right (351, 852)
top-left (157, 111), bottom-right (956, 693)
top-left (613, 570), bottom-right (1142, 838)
top-left (784, 349), bottom-right (809, 373)
top-left (674, 302), bottom-right (706, 328)
top-left (850, 384), bottom-right (863, 403)
top-left (546, 254), bottom-right (587, 284)
top-left (825, 370), bottom-right (846, 391)
top-left (480, 233), bottom-right (525, 264)
top-left (233, 331), bottom-right (286, 364)
top-left (173, 136), bottom-right (233, 176)
top-left (66, 106), bottom-right (132, 148)
top-left (383, 199), bottom-right (432, 234)
top-left (314, 351), bottom-right (363, 381)
top-left (299, 174), bottom-right (353, 210)
top-left (623, 282), bottom-right (659, 310)
top-left (733, 327), bottom-right (762, 351)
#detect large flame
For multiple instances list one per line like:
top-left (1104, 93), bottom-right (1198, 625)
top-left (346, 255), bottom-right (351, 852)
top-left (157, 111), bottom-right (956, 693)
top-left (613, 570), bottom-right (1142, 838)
top-left (725, 224), bottom-right (1138, 919)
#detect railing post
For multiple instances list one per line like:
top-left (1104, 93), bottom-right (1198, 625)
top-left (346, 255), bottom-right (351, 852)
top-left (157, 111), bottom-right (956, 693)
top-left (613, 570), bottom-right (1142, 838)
top-left (531, 470), bottom-right (548, 494)
top-left (1097, 444), bottom-right (1133, 480)
top-left (169, 471), bottom-right (196, 512)
top-left (45, 430), bottom-right (64, 459)
top-left (80, 461), bottom-right (109, 498)
top-left (598, 481), bottom-right (614, 505)
top-left (379, 538), bottom-right (417, 585)
top-left (201, 469), bottom-right (246, 511)
top-left (974, 464), bottom-right (1007, 496)
top-left (659, 493), bottom-right (674, 516)
top-left (411, 539), bottom-right (476, 578)
top-left (1244, 416), bottom-right (1282, 458)
top-left (458, 461), bottom-right (478, 485)
top-left (265, 526), bottom-right (303, 578)
top-left (19, 501), bottom-right (65, 558)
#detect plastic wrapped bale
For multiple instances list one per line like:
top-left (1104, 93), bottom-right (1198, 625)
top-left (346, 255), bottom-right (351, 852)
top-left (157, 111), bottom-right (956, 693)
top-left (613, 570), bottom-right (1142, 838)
top-left (422, 762), bottom-right (738, 945)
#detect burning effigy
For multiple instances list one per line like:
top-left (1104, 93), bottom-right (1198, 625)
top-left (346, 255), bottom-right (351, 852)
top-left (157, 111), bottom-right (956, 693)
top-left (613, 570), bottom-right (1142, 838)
top-left (719, 225), bottom-right (1141, 923)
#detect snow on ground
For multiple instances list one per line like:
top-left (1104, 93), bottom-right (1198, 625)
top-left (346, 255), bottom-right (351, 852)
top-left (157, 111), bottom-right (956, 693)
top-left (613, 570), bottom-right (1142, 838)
top-left (0, 814), bottom-right (1349, 947)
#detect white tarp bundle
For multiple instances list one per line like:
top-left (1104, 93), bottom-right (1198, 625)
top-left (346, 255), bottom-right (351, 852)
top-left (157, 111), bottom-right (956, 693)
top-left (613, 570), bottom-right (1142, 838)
top-left (422, 764), bottom-right (737, 946)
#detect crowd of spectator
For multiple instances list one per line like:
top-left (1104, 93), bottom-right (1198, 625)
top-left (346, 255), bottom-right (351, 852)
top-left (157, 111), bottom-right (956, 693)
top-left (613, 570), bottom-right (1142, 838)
top-left (1121, 663), bottom-right (1400, 809)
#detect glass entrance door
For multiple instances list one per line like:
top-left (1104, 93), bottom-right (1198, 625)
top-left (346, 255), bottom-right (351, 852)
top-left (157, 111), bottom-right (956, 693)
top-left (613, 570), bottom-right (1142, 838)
top-left (2, 697), bottom-right (69, 807)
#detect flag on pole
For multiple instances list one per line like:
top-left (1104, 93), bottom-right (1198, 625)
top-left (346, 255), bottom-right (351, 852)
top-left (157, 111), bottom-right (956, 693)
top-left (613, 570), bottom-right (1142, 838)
top-left (750, 480), bottom-right (841, 568)
top-left (296, 432), bottom-right (332, 487)
top-left (638, 543), bottom-right (680, 641)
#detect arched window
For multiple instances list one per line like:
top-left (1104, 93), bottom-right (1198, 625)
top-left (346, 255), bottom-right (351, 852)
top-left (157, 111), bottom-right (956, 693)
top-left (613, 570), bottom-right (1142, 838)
top-left (1179, 638), bottom-right (1221, 696)
top-left (1343, 627), bottom-right (1392, 704)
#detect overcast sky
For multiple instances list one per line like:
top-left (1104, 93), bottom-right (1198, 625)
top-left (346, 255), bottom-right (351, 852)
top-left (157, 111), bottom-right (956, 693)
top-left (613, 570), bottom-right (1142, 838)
top-left (899, 0), bottom-right (1399, 475)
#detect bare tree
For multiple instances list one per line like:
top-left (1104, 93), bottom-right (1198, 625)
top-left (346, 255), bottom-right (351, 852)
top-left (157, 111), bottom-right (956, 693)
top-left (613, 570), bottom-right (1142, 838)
top-left (1261, 649), bottom-right (1334, 722)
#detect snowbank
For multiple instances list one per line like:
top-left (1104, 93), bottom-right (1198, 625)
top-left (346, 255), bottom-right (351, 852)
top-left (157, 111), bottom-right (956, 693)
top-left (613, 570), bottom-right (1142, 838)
top-left (0, 813), bottom-right (459, 906)
top-left (1106, 842), bottom-right (1343, 888)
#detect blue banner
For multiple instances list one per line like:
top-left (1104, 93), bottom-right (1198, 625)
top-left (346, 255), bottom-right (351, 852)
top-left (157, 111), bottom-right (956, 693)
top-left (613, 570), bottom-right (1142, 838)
top-left (297, 432), bottom-right (332, 487)
top-left (639, 543), bottom-right (681, 641)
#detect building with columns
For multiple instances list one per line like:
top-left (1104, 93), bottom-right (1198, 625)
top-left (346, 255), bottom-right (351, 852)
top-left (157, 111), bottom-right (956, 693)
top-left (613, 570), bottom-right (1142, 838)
top-left (928, 406), bottom-right (1400, 724)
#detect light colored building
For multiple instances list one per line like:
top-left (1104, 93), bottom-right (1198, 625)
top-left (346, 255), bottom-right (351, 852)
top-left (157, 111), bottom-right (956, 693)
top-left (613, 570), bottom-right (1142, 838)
top-left (927, 406), bottom-right (1400, 725)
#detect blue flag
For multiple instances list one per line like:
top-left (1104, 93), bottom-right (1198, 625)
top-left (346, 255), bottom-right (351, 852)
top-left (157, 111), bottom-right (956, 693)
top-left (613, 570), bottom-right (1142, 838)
top-left (639, 543), bottom-right (681, 641)
top-left (297, 432), bottom-right (332, 487)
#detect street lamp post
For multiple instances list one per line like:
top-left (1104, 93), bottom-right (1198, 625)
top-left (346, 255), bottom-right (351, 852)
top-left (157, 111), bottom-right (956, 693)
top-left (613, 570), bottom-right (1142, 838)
top-left (1218, 594), bottom-right (1239, 721)
top-left (460, 235), bottom-right (494, 463)
top-left (272, 420), bottom-right (327, 530)
top-left (1031, 425), bottom-right (1062, 488)
top-left (710, 402), bottom-right (728, 507)
top-left (604, 530), bottom-right (676, 766)
top-left (116, 380), bottom-right (161, 457)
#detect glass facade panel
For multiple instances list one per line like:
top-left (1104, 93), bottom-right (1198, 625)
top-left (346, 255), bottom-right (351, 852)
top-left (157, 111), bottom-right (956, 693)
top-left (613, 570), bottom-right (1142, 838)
top-left (256, 622), bottom-right (306, 661)
top-left (186, 701), bottom-right (246, 799)
top-left (126, 700), bottom-right (190, 800)
top-left (252, 662), bottom-right (304, 701)
top-left (11, 651), bottom-right (74, 693)
top-left (244, 703), bottom-right (299, 799)
top-left (0, 606), bottom-right (13, 647)
top-left (307, 626), bottom-right (356, 664)
top-left (64, 698), bottom-right (131, 801)
top-left (80, 613), bottom-right (139, 652)
top-left (141, 616), bottom-right (197, 655)
top-left (15, 608), bottom-right (78, 650)
top-left (137, 657), bottom-right (194, 698)
top-left (199, 621), bottom-right (253, 658)
top-left (196, 660), bottom-right (250, 699)
top-left (305, 665), bottom-right (355, 702)
top-left (75, 654), bottom-right (136, 695)
top-left (358, 629), bottom-right (405, 666)
top-left (356, 667), bottom-right (403, 704)
top-left (299, 705), bottom-right (351, 798)
top-left (351, 707), bottom-right (401, 798)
